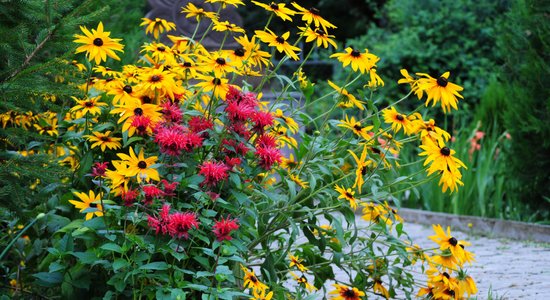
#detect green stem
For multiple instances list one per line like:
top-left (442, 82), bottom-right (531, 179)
top-left (0, 213), bottom-right (45, 261)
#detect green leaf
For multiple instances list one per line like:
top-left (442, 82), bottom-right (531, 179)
top-left (101, 243), bottom-right (123, 253)
top-left (112, 259), bottom-right (129, 271)
top-left (33, 272), bottom-right (63, 286)
top-left (396, 222), bottom-right (404, 237)
top-left (140, 261), bottom-right (169, 270)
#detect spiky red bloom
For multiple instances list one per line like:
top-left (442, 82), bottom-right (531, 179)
top-left (154, 126), bottom-right (203, 156)
top-left (255, 134), bottom-right (277, 148)
top-left (147, 204), bottom-right (171, 235)
top-left (91, 161), bottom-right (109, 177)
top-left (160, 179), bottom-right (178, 196)
top-left (228, 122), bottom-right (251, 138)
top-left (212, 216), bottom-right (239, 241)
top-left (198, 161), bottom-right (230, 186)
top-left (142, 184), bottom-right (164, 205)
top-left (131, 115), bottom-right (152, 135)
top-left (222, 139), bottom-right (250, 156)
top-left (169, 212), bottom-right (199, 239)
top-left (225, 156), bottom-right (242, 168)
top-left (188, 116), bottom-right (214, 137)
top-left (160, 101), bottom-right (183, 123)
top-left (251, 111), bottom-right (274, 133)
top-left (255, 146), bottom-right (282, 170)
top-left (121, 188), bottom-right (139, 206)
top-left (225, 100), bottom-right (255, 122)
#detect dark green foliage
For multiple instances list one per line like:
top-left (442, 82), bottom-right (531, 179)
top-left (498, 0), bottom-right (550, 215)
top-left (340, 0), bottom-right (509, 114)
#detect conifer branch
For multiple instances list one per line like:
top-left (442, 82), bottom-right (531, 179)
top-left (4, 30), bottom-right (54, 82)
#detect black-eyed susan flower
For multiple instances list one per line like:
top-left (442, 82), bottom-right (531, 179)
top-left (456, 269), bottom-right (477, 298)
top-left (416, 71), bottom-right (464, 114)
top-left (116, 147), bottom-right (160, 183)
top-left (299, 26), bottom-right (337, 49)
top-left (105, 160), bottom-right (129, 190)
top-left (254, 29), bottom-right (301, 61)
top-left (383, 106), bottom-right (414, 135)
top-left (73, 22), bottom-right (124, 65)
top-left (373, 280), bottom-right (390, 299)
top-left (290, 272), bottom-right (317, 292)
top-left (289, 173), bottom-right (308, 189)
top-left (338, 115), bottom-right (372, 140)
top-left (69, 190), bottom-right (104, 220)
top-left (251, 1), bottom-right (297, 22)
top-left (107, 81), bottom-right (141, 105)
top-left (33, 117), bottom-right (58, 136)
top-left (330, 47), bottom-right (378, 74)
top-left (280, 153), bottom-right (301, 171)
top-left (438, 167), bottom-right (464, 193)
top-left (235, 35), bottom-right (272, 69)
top-left (142, 42), bottom-right (176, 65)
top-left (111, 98), bottom-right (163, 134)
top-left (329, 283), bottom-right (365, 300)
top-left (199, 51), bottom-right (238, 77)
top-left (291, 2), bottom-right (336, 32)
top-left (140, 18), bottom-right (176, 39)
top-left (429, 224), bottom-right (470, 263)
top-left (195, 74), bottom-right (233, 100)
top-left (139, 67), bottom-right (182, 100)
top-left (85, 131), bottom-right (122, 152)
top-left (288, 254), bottom-right (308, 272)
top-left (334, 184), bottom-right (358, 210)
top-left (419, 138), bottom-right (467, 177)
top-left (430, 249), bottom-right (459, 271)
top-left (240, 264), bottom-right (268, 293)
top-left (250, 289), bottom-right (273, 300)
top-left (205, 0), bottom-right (244, 8)
top-left (348, 145), bottom-right (372, 193)
top-left (180, 2), bottom-right (217, 21)
top-left (273, 109), bottom-right (299, 134)
top-left (70, 96), bottom-right (106, 116)
top-left (417, 118), bottom-right (451, 146)
top-left (212, 20), bottom-right (245, 34)
top-left (328, 80), bottom-right (365, 110)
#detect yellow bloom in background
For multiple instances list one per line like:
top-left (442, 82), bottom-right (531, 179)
top-left (70, 96), bottom-right (106, 116)
top-left (328, 80), bottom-right (365, 110)
top-left (69, 190), bottom-right (104, 220)
top-left (299, 26), bottom-right (337, 49)
top-left (85, 131), bottom-right (122, 152)
top-left (250, 289), bottom-right (273, 300)
top-left (419, 138), bottom-right (467, 176)
top-left (74, 22), bottom-right (124, 65)
top-left (273, 109), bottom-right (299, 134)
top-left (291, 2), bottom-right (336, 32)
top-left (417, 118), bottom-right (451, 145)
top-left (240, 264), bottom-right (268, 293)
top-left (338, 115), bottom-right (372, 140)
top-left (140, 18), bottom-right (176, 39)
top-left (457, 269), bottom-right (478, 298)
top-left (199, 51), bottom-right (238, 77)
top-left (290, 272), bottom-right (317, 292)
top-left (195, 74), bottom-right (233, 100)
top-left (367, 68), bottom-right (384, 87)
top-left (252, 1), bottom-right (297, 22)
top-left (33, 116), bottom-right (58, 136)
top-left (280, 153), bottom-right (301, 171)
top-left (254, 29), bottom-right (301, 61)
top-left (288, 254), bottom-right (308, 272)
top-left (382, 106), bottom-right (414, 135)
top-left (429, 224), bottom-right (470, 262)
top-left (206, 0), bottom-right (244, 8)
top-left (329, 283), bottom-right (365, 300)
top-left (116, 147), bottom-right (160, 183)
top-left (289, 173), bottom-right (308, 189)
top-left (141, 42), bottom-right (176, 65)
top-left (235, 35), bottom-right (272, 69)
top-left (348, 145), bottom-right (372, 193)
top-left (416, 71), bottom-right (464, 114)
top-left (373, 280), bottom-right (390, 299)
top-left (105, 160), bottom-right (129, 190)
top-left (212, 20), bottom-right (246, 34)
top-left (334, 184), bottom-right (358, 210)
top-left (330, 47), bottom-right (379, 74)
top-left (139, 67), bottom-right (182, 100)
top-left (181, 2), bottom-right (217, 21)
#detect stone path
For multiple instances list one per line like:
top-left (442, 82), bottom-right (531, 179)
top-left (393, 222), bottom-right (550, 299)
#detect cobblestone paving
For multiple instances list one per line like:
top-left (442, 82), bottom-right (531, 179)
top-left (399, 222), bottom-right (550, 300)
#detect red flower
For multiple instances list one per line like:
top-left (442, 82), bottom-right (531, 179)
top-left (212, 216), bottom-right (239, 241)
top-left (121, 188), bottom-right (139, 206)
top-left (251, 111), bottom-right (274, 133)
top-left (169, 212), bottom-right (199, 239)
top-left (142, 185), bottom-right (164, 205)
top-left (225, 100), bottom-right (255, 122)
top-left (198, 161), bottom-right (230, 186)
top-left (228, 122), bottom-right (251, 138)
top-left (188, 116), bottom-right (214, 136)
top-left (160, 179), bottom-right (178, 196)
top-left (91, 162), bottom-right (109, 177)
top-left (155, 126), bottom-right (203, 156)
top-left (255, 146), bottom-right (282, 170)
top-left (222, 139), bottom-right (250, 156)
top-left (255, 134), bottom-right (278, 148)
top-left (131, 115), bottom-right (152, 135)
top-left (225, 156), bottom-right (242, 168)
top-left (160, 101), bottom-right (183, 123)
top-left (148, 204), bottom-right (171, 235)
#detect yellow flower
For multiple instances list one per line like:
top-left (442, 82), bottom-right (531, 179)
top-left (348, 145), bottom-right (372, 193)
top-left (416, 71), bottom-right (464, 114)
top-left (33, 116), bottom-right (58, 136)
top-left (198, 51), bottom-right (238, 77)
top-left (73, 22), bottom-right (124, 65)
top-left (291, 2), bottom-right (336, 32)
top-left (235, 35), bottom-right (272, 69)
top-left (328, 80), bottom-right (365, 110)
top-left (330, 47), bottom-right (379, 74)
top-left (288, 254), bottom-right (308, 272)
top-left (251, 1), bottom-right (297, 22)
top-left (254, 29), bottom-right (301, 61)
top-left (85, 131), bottom-right (122, 152)
top-left (250, 289), bottom-right (273, 300)
top-left (299, 26), bottom-right (337, 49)
top-left (69, 190), bottom-right (104, 220)
top-left (70, 96), bottom-right (107, 116)
top-left (329, 283), bottom-right (365, 300)
top-left (334, 184), bottom-right (358, 210)
top-left (419, 138), bottom-right (467, 176)
top-left (240, 264), bottom-right (268, 293)
top-left (181, 2), bottom-right (217, 21)
top-left (382, 106), bottom-right (414, 135)
top-left (195, 74), bottom-right (233, 100)
top-left (290, 272), bottom-right (317, 292)
top-left (417, 119), bottom-right (451, 145)
top-left (280, 153), bottom-right (301, 171)
top-left (139, 67), bottom-right (182, 100)
top-left (289, 173), bottom-right (308, 189)
top-left (373, 280), bottom-right (390, 299)
top-left (205, 0), bottom-right (244, 8)
top-left (338, 115), bottom-right (372, 140)
top-left (429, 224), bottom-right (470, 263)
top-left (212, 20), bottom-right (245, 34)
top-left (116, 147), bottom-right (160, 183)
top-left (140, 18), bottom-right (176, 39)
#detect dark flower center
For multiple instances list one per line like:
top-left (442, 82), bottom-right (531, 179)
top-left (89, 202), bottom-right (98, 208)
top-left (84, 101), bottom-right (94, 108)
top-left (343, 289), bottom-right (357, 297)
top-left (309, 7), bottom-right (320, 14)
top-left (442, 272), bottom-right (450, 279)
top-left (250, 276), bottom-right (258, 283)
top-left (134, 107), bottom-right (144, 116)
top-left (212, 78), bottom-right (222, 85)
top-left (361, 166), bottom-right (367, 175)
top-left (100, 136), bottom-right (110, 142)
top-left (105, 77), bottom-right (114, 82)
top-left (216, 57), bottom-right (226, 65)
top-left (315, 28), bottom-right (326, 36)
top-left (157, 46), bottom-right (165, 52)
top-left (437, 76), bottom-right (448, 87)
top-left (350, 49), bottom-right (361, 57)
top-left (440, 147), bottom-right (451, 156)
top-left (353, 124), bottom-right (363, 131)
top-left (234, 47), bottom-right (245, 57)
top-left (344, 192), bottom-right (353, 199)
top-left (449, 237), bottom-right (458, 246)
top-left (93, 38), bottom-right (103, 46)
top-left (137, 161), bottom-right (147, 169)
top-left (183, 61), bottom-right (192, 67)
top-left (275, 36), bottom-right (285, 44)
top-left (396, 114), bottom-right (404, 121)
top-left (270, 2), bottom-right (278, 9)
top-left (142, 96), bottom-right (152, 103)
top-left (371, 147), bottom-right (381, 154)
top-left (151, 75), bottom-right (161, 82)
top-left (123, 85), bottom-right (133, 93)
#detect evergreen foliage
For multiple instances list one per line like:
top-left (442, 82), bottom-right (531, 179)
top-left (498, 0), bottom-right (550, 216)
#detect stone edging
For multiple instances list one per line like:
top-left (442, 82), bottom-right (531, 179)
top-left (397, 208), bottom-right (550, 243)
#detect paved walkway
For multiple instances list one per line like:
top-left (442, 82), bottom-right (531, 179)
top-left (398, 221), bottom-right (550, 299)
